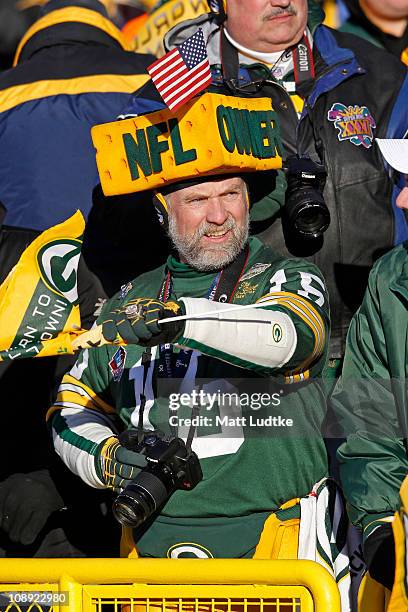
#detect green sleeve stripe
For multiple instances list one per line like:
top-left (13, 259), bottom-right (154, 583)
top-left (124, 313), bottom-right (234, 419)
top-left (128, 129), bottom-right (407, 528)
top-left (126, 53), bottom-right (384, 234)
top-left (53, 412), bottom-right (99, 456)
top-left (336, 567), bottom-right (351, 584)
top-left (363, 514), bottom-right (395, 540)
top-left (316, 539), bottom-right (334, 571)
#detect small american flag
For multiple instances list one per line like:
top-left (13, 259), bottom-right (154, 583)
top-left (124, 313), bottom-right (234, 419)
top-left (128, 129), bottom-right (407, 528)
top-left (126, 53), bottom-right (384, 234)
top-left (147, 29), bottom-right (212, 112)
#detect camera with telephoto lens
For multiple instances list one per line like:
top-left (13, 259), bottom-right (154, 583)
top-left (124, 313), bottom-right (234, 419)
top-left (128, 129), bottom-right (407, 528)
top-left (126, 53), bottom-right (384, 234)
top-left (112, 429), bottom-right (202, 528)
top-left (283, 155), bottom-right (330, 239)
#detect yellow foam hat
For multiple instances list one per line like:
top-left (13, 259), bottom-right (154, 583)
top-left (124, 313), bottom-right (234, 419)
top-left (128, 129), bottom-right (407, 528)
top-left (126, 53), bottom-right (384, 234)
top-left (92, 92), bottom-right (283, 196)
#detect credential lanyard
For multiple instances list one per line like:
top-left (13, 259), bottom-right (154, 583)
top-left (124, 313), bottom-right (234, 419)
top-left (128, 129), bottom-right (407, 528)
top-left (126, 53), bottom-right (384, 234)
top-left (137, 246), bottom-right (249, 446)
top-left (157, 244), bottom-right (250, 379)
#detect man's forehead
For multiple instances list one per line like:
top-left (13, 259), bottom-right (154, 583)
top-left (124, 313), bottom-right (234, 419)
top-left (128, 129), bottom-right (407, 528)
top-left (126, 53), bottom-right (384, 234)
top-left (173, 176), bottom-right (245, 199)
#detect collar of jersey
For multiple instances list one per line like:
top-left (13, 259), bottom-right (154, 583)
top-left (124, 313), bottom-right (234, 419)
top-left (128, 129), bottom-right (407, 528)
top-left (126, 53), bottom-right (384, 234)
top-left (166, 255), bottom-right (217, 280)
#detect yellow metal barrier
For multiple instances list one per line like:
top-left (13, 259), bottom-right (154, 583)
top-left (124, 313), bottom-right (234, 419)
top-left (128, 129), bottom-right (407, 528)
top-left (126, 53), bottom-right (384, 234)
top-left (0, 559), bottom-right (341, 612)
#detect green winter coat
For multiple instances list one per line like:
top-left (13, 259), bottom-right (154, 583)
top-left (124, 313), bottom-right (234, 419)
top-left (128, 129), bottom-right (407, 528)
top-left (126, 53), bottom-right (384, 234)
top-left (334, 242), bottom-right (408, 541)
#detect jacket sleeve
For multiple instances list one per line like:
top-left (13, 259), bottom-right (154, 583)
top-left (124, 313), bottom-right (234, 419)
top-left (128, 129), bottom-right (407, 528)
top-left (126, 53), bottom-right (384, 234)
top-left (178, 259), bottom-right (329, 378)
top-left (48, 347), bottom-right (118, 489)
top-left (334, 251), bottom-right (408, 541)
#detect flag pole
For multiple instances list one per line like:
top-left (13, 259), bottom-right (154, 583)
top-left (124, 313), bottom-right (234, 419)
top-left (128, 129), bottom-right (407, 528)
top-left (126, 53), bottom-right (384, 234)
top-left (71, 301), bottom-right (277, 352)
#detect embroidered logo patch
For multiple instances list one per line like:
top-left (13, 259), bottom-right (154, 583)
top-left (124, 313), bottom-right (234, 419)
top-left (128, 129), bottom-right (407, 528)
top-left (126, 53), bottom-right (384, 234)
top-left (234, 281), bottom-right (259, 300)
top-left (109, 346), bottom-right (126, 382)
top-left (240, 263), bottom-right (271, 282)
top-left (327, 103), bottom-right (376, 148)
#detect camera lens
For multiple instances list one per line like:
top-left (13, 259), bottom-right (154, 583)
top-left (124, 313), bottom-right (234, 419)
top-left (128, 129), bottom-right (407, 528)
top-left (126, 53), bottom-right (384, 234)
top-left (286, 188), bottom-right (330, 239)
top-left (283, 155), bottom-right (330, 240)
top-left (294, 201), bottom-right (330, 238)
top-left (112, 469), bottom-right (171, 528)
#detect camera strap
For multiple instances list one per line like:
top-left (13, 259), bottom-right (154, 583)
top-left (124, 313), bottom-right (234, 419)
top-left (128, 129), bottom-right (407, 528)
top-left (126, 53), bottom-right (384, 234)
top-left (292, 35), bottom-right (315, 85)
top-left (220, 28), bottom-right (241, 91)
top-left (220, 28), bottom-right (314, 92)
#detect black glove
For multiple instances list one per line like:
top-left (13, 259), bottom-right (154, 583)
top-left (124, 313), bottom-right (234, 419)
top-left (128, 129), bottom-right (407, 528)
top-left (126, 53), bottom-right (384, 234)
top-left (102, 297), bottom-right (184, 347)
top-left (94, 436), bottom-right (148, 494)
top-left (363, 523), bottom-right (395, 590)
top-left (0, 470), bottom-right (64, 545)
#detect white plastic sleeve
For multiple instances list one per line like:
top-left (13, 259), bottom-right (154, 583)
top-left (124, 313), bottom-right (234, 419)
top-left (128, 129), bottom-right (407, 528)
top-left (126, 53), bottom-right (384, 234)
top-left (179, 298), bottom-right (297, 369)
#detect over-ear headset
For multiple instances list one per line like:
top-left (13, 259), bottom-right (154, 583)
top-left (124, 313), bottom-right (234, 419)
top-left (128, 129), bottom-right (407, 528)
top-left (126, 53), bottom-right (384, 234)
top-left (207, 0), bottom-right (227, 23)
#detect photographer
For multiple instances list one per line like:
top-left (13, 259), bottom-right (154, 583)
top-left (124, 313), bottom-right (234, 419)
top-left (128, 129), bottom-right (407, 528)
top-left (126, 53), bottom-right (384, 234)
top-left (49, 94), bottom-right (350, 607)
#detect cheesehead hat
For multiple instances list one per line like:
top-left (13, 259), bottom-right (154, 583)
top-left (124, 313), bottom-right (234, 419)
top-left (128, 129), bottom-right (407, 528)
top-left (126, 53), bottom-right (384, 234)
top-left (91, 91), bottom-right (283, 197)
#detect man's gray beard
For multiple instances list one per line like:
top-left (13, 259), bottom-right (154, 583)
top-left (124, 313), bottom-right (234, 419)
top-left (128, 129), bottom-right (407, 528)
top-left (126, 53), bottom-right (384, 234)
top-left (167, 212), bottom-right (250, 272)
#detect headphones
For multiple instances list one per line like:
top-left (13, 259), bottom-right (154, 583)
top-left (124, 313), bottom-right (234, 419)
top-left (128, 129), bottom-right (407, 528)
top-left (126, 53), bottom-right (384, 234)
top-left (207, 0), bottom-right (227, 23)
top-left (153, 192), bottom-right (169, 230)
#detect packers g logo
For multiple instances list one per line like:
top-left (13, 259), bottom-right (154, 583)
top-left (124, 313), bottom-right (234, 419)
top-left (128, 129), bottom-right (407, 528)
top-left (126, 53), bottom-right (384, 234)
top-left (167, 543), bottom-right (213, 558)
top-left (37, 239), bottom-right (81, 304)
top-left (272, 323), bottom-right (282, 343)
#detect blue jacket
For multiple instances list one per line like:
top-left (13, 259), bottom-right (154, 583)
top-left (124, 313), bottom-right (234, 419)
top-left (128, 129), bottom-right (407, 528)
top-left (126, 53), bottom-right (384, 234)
top-left (0, 0), bottom-right (154, 231)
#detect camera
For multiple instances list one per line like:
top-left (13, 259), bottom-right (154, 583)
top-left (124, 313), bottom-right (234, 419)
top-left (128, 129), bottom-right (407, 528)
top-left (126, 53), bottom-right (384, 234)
top-left (112, 429), bottom-right (202, 528)
top-left (284, 155), bottom-right (330, 239)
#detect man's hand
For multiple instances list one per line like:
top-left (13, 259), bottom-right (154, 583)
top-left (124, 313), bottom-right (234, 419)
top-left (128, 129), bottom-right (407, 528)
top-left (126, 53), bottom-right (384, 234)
top-left (95, 436), bottom-right (148, 493)
top-left (101, 297), bottom-right (184, 346)
top-left (0, 471), bottom-right (64, 545)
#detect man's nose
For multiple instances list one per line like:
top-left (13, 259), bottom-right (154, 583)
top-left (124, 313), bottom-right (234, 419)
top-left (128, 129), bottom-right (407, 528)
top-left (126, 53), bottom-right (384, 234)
top-left (206, 198), bottom-right (229, 225)
top-left (268, 0), bottom-right (291, 8)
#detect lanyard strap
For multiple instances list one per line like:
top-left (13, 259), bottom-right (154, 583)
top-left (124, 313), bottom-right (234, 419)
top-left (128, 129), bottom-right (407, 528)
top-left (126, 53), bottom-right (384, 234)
top-left (158, 244), bottom-right (250, 379)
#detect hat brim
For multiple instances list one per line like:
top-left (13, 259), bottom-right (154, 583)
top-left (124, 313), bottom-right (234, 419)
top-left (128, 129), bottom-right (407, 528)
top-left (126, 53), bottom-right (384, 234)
top-left (376, 139), bottom-right (408, 174)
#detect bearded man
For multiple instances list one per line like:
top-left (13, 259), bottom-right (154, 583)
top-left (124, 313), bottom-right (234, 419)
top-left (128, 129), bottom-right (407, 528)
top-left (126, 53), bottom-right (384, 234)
top-left (48, 93), bottom-right (350, 606)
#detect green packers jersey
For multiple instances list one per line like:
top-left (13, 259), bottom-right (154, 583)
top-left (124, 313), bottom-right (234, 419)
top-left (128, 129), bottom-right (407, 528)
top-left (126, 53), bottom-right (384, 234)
top-left (51, 236), bottom-right (330, 558)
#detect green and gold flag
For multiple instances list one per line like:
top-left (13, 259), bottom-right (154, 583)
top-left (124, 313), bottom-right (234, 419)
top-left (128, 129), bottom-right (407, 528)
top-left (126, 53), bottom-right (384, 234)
top-left (0, 211), bottom-right (85, 361)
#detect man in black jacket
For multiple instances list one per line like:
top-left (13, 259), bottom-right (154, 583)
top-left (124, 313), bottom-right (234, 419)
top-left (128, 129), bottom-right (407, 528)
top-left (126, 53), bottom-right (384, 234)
top-left (120, 0), bottom-right (408, 374)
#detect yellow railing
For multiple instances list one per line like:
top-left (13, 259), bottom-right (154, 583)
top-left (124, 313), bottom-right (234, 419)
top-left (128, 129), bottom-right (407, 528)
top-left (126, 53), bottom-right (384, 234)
top-left (0, 559), bottom-right (341, 612)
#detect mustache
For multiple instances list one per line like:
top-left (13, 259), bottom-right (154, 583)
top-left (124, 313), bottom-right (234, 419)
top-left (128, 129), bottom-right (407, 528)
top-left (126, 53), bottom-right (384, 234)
top-left (263, 4), bottom-right (297, 19)
top-left (195, 216), bottom-right (236, 240)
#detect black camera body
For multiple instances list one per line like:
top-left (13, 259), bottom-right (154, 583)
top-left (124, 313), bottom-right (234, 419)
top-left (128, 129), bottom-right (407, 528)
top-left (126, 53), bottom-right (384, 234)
top-left (284, 155), bottom-right (330, 239)
top-left (112, 429), bottom-right (202, 528)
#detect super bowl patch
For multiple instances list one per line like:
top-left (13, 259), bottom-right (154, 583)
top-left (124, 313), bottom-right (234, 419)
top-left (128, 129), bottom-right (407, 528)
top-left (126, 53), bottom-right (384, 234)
top-left (327, 103), bottom-right (376, 148)
top-left (109, 346), bottom-right (127, 382)
top-left (240, 263), bottom-right (271, 282)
